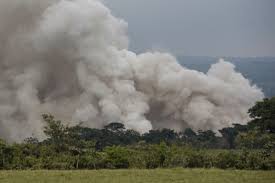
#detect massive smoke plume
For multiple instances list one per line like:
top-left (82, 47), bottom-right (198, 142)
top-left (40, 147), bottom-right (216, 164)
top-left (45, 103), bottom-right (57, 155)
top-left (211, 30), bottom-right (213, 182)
top-left (0, 0), bottom-right (264, 141)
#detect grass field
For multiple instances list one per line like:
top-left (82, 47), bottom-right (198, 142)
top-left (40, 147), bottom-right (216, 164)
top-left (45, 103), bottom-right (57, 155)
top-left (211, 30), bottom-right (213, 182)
top-left (0, 169), bottom-right (275, 183)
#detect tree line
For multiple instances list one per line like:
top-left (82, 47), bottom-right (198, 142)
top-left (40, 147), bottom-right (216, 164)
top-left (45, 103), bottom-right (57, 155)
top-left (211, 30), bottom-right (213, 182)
top-left (0, 97), bottom-right (274, 170)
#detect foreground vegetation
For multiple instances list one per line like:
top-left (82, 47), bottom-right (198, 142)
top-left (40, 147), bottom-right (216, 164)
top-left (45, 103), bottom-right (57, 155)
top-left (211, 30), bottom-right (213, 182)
top-left (1, 169), bottom-right (275, 183)
top-left (0, 97), bottom-right (274, 170)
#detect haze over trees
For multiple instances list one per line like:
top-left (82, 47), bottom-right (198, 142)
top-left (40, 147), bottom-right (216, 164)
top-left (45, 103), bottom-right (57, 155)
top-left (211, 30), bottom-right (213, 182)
top-left (0, 97), bottom-right (274, 170)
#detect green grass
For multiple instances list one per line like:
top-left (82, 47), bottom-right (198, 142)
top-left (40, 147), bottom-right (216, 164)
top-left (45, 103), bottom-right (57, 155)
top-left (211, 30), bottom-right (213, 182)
top-left (0, 169), bottom-right (275, 183)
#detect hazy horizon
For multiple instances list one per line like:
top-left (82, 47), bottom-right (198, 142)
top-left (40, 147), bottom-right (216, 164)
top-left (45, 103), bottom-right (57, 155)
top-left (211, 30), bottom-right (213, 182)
top-left (104, 0), bottom-right (275, 57)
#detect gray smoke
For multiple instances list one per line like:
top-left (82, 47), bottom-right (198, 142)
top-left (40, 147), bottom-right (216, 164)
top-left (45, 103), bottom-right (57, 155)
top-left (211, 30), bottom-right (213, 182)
top-left (0, 0), bottom-right (264, 142)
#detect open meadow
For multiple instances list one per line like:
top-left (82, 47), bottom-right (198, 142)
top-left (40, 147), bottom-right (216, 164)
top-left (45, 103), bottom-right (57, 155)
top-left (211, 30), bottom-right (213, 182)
top-left (0, 169), bottom-right (275, 183)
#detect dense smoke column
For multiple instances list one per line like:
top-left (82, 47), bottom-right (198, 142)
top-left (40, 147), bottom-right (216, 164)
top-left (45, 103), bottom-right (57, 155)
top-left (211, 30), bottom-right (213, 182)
top-left (0, 0), bottom-right (263, 142)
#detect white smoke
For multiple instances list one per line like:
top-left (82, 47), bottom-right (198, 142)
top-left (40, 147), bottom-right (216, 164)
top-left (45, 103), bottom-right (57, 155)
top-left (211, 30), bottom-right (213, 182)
top-left (0, 0), bottom-right (264, 141)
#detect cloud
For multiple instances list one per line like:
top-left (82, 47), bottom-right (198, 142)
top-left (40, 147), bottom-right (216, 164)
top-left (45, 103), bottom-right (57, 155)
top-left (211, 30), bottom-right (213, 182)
top-left (0, 0), bottom-right (263, 141)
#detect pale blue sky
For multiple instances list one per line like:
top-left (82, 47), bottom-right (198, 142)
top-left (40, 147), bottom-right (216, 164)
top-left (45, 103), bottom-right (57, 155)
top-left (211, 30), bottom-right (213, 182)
top-left (103, 0), bottom-right (275, 57)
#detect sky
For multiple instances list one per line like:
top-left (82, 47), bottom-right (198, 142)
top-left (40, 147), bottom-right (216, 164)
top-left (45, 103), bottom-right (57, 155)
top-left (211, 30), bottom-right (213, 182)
top-left (103, 0), bottom-right (275, 57)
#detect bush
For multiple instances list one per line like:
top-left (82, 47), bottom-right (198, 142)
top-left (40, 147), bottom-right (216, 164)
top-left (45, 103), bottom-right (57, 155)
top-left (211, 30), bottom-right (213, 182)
top-left (104, 146), bottom-right (130, 169)
top-left (215, 151), bottom-right (239, 169)
top-left (184, 151), bottom-right (206, 168)
top-left (77, 152), bottom-right (106, 169)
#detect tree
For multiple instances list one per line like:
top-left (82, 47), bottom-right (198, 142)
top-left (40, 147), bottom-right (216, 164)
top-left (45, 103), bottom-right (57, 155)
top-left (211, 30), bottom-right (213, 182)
top-left (235, 130), bottom-right (275, 149)
top-left (104, 122), bottom-right (125, 133)
top-left (160, 129), bottom-right (179, 144)
top-left (0, 139), bottom-right (14, 169)
top-left (122, 129), bottom-right (140, 145)
top-left (248, 97), bottom-right (275, 133)
top-left (219, 127), bottom-right (238, 149)
top-left (142, 129), bottom-right (178, 144)
top-left (104, 146), bottom-right (130, 168)
top-left (0, 139), bottom-right (7, 168)
top-left (181, 128), bottom-right (197, 142)
top-left (197, 130), bottom-right (218, 148)
top-left (42, 114), bottom-right (68, 152)
top-left (183, 128), bottom-right (197, 138)
top-left (23, 137), bottom-right (39, 145)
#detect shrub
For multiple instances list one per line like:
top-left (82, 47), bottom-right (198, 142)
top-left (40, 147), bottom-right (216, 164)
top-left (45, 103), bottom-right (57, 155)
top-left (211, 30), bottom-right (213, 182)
top-left (104, 146), bottom-right (130, 169)
top-left (215, 151), bottom-right (239, 169)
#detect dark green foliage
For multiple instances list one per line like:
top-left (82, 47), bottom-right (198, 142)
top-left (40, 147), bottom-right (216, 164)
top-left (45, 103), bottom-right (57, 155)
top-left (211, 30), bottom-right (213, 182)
top-left (248, 98), bottom-right (275, 133)
top-left (0, 139), bottom-right (274, 170)
top-left (197, 130), bottom-right (219, 148)
top-left (104, 122), bottom-right (125, 132)
top-left (104, 146), bottom-right (129, 169)
top-left (0, 97), bottom-right (275, 170)
top-left (42, 114), bottom-right (69, 152)
top-left (219, 127), bottom-right (238, 149)
top-left (215, 151), bottom-right (240, 169)
top-left (141, 142), bottom-right (170, 169)
top-left (0, 139), bottom-right (14, 169)
top-left (235, 130), bottom-right (275, 149)
top-left (143, 129), bottom-right (178, 144)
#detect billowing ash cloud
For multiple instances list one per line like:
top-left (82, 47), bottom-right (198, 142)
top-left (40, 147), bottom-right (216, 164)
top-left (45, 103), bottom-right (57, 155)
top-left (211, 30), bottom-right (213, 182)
top-left (0, 0), bottom-right (264, 141)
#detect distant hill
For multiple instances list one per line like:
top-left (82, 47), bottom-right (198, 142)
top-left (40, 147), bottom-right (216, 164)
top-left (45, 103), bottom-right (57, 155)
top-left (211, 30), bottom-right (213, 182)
top-left (177, 56), bottom-right (275, 97)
